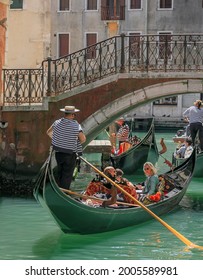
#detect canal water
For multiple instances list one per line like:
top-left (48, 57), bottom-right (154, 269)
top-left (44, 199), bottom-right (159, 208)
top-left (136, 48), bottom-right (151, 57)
top-left (0, 131), bottom-right (203, 260)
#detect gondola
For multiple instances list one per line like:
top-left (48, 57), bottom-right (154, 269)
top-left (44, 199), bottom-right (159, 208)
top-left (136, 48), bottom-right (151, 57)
top-left (33, 148), bottom-right (196, 234)
top-left (172, 126), bottom-right (203, 177)
top-left (172, 127), bottom-right (188, 143)
top-left (110, 118), bottom-right (159, 174)
top-left (172, 150), bottom-right (203, 178)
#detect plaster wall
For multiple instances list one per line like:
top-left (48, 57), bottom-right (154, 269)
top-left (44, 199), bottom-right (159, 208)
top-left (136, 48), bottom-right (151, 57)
top-left (5, 0), bottom-right (51, 68)
top-left (51, 0), bottom-right (203, 57)
top-left (0, 0), bottom-right (8, 104)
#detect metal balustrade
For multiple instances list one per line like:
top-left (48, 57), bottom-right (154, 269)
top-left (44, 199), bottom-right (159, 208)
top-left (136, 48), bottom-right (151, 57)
top-left (3, 34), bottom-right (203, 106)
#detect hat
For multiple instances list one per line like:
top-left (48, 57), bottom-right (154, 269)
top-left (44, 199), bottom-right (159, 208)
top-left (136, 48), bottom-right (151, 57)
top-left (117, 117), bottom-right (124, 121)
top-left (104, 166), bottom-right (115, 175)
top-left (115, 117), bottom-right (124, 125)
top-left (60, 105), bottom-right (80, 113)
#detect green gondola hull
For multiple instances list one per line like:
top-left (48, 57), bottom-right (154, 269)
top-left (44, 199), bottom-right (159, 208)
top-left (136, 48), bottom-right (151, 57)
top-left (111, 119), bottom-right (159, 174)
top-left (34, 149), bottom-right (196, 234)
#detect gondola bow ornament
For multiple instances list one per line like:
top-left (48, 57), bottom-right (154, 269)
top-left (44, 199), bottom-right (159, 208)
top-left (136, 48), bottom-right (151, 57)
top-left (159, 138), bottom-right (167, 154)
top-left (158, 138), bottom-right (173, 168)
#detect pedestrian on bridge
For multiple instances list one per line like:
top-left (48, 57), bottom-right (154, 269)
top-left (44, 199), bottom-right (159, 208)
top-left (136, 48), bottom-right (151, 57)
top-left (183, 100), bottom-right (203, 152)
top-left (47, 105), bottom-right (86, 189)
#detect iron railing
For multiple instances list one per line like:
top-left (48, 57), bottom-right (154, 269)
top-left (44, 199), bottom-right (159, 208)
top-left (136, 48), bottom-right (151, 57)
top-left (3, 34), bottom-right (203, 106)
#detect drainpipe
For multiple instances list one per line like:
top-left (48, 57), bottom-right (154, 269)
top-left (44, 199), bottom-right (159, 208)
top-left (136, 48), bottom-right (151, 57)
top-left (145, 1), bottom-right (151, 114)
top-left (144, 0), bottom-right (148, 35)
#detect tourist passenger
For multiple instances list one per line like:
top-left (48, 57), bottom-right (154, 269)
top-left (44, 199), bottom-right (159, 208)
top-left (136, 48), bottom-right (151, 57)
top-left (46, 105), bottom-right (86, 190)
top-left (174, 138), bottom-right (193, 159)
top-left (183, 100), bottom-right (203, 151)
top-left (101, 166), bottom-right (117, 207)
top-left (135, 162), bottom-right (160, 204)
top-left (115, 168), bottom-right (139, 203)
top-left (115, 168), bottom-right (135, 189)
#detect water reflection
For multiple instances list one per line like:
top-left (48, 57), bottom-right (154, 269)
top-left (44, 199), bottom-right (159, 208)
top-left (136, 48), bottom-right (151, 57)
top-left (31, 217), bottom-right (203, 260)
top-left (32, 230), bottom-right (62, 259)
top-left (1, 132), bottom-right (203, 260)
top-left (181, 194), bottom-right (203, 211)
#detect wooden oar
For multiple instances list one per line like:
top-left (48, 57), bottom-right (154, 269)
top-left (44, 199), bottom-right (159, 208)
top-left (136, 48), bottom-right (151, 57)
top-left (60, 188), bottom-right (138, 207)
top-left (159, 153), bottom-right (174, 168)
top-left (79, 156), bottom-right (203, 250)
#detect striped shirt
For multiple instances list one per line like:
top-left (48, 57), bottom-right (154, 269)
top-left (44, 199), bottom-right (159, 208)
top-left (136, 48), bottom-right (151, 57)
top-left (76, 140), bottom-right (83, 155)
top-left (52, 118), bottom-right (81, 153)
top-left (117, 124), bottom-right (130, 142)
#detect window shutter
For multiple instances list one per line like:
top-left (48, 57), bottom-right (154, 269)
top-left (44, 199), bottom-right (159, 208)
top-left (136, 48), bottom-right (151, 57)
top-left (59, 34), bottom-right (69, 57)
top-left (101, 0), bottom-right (107, 20)
top-left (120, 0), bottom-right (125, 20)
top-left (86, 34), bottom-right (97, 59)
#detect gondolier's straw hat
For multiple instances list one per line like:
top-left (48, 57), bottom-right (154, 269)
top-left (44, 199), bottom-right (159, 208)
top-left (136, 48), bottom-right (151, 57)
top-left (60, 105), bottom-right (80, 113)
top-left (115, 117), bottom-right (124, 125)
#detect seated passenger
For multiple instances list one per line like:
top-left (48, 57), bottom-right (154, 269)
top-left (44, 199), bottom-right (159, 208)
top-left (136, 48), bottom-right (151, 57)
top-left (84, 166), bottom-right (117, 207)
top-left (101, 166), bottom-right (117, 207)
top-left (136, 162), bottom-right (161, 204)
top-left (174, 138), bottom-right (193, 159)
top-left (115, 168), bottom-right (138, 204)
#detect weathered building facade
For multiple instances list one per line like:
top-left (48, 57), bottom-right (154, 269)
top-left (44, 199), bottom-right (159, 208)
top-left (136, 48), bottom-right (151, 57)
top-left (0, 0), bottom-right (8, 104)
top-left (5, 0), bottom-right (51, 69)
top-left (50, 1), bottom-right (203, 56)
top-left (49, 0), bottom-right (203, 116)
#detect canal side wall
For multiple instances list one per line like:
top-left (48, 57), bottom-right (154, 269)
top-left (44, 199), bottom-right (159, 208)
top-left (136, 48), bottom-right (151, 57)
top-left (1, 75), bottom-right (202, 190)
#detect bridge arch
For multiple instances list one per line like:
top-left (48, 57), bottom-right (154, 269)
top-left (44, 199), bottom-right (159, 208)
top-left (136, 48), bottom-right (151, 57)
top-left (82, 78), bottom-right (203, 143)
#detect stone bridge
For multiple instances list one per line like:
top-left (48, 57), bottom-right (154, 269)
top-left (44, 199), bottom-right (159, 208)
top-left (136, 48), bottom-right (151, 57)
top-left (1, 34), bottom-right (203, 181)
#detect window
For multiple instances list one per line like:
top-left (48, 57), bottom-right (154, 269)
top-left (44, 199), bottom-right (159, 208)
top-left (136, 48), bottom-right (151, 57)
top-left (101, 0), bottom-right (125, 20)
top-left (58, 34), bottom-right (69, 57)
top-left (86, 33), bottom-right (97, 59)
top-left (153, 96), bottom-right (177, 105)
top-left (129, 33), bottom-right (141, 59)
top-left (130, 0), bottom-right (141, 9)
top-left (59, 0), bottom-right (70, 11)
top-left (86, 0), bottom-right (97, 10)
top-left (10, 0), bottom-right (23, 9)
top-left (158, 32), bottom-right (172, 60)
top-left (159, 0), bottom-right (172, 9)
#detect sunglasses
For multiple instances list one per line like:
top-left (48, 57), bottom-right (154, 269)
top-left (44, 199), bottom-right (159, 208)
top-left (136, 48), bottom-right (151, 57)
top-left (144, 167), bottom-right (150, 171)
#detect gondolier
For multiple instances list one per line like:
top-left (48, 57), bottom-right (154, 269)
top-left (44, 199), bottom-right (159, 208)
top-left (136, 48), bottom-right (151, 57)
top-left (113, 117), bottom-right (130, 147)
top-left (111, 119), bottom-right (159, 174)
top-left (183, 99), bottom-right (203, 151)
top-left (46, 105), bottom-right (86, 189)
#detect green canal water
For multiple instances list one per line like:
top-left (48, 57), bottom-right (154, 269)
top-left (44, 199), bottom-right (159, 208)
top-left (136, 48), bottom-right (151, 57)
top-left (0, 132), bottom-right (203, 260)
